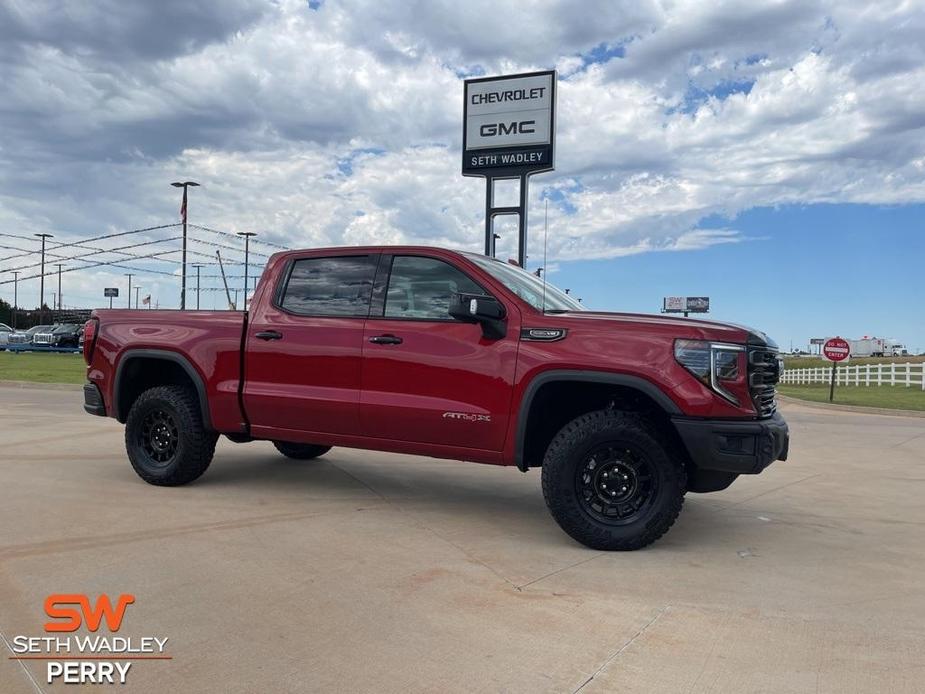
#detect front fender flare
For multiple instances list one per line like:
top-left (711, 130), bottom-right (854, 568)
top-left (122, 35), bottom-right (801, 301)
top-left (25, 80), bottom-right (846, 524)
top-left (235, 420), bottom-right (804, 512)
top-left (513, 369), bottom-right (682, 472)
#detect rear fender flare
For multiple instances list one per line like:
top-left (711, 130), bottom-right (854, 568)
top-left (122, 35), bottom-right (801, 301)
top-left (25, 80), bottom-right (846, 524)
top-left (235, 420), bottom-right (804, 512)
top-left (113, 349), bottom-right (213, 430)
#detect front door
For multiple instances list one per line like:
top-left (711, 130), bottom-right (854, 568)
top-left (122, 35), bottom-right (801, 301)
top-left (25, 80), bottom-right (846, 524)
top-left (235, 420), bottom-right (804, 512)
top-left (244, 253), bottom-right (378, 440)
top-left (359, 254), bottom-right (520, 451)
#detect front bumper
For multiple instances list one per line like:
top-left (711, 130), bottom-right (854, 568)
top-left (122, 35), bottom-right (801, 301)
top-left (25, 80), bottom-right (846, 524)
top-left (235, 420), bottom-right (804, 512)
top-left (672, 411), bottom-right (789, 475)
top-left (83, 382), bottom-right (106, 417)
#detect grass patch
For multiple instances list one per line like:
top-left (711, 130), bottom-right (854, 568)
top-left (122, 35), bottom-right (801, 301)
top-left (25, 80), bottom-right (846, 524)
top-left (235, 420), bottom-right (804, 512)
top-left (0, 351), bottom-right (86, 384)
top-left (783, 355), bottom-right (924, 370)
top-left (778, 383), bottom-right (925, 411)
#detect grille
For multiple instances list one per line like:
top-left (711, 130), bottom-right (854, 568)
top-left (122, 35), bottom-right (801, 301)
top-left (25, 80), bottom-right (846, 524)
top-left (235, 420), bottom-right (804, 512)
top-left (748, 348), bottom-right (781, 417)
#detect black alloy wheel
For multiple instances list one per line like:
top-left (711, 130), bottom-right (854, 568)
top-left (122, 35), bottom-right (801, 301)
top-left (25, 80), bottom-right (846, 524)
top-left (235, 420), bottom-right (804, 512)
top-left (140, 408), bottom-right (180, 466)
top-left (576, 444), bottom-right (658, 525)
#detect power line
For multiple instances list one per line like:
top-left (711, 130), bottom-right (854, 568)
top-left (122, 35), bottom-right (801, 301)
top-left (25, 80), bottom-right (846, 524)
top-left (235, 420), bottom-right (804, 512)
top-left (0, 223), bottom-right (181, 263)
top-left (0, 250), bottom-right (186, 285)
top-left (188, 223), bottom-right (290, 250)
top-left (1, 236), bottom-right (185, 274)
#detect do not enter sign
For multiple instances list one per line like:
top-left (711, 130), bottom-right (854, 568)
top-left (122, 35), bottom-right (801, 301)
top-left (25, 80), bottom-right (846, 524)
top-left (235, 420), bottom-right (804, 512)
top-left (823, 337), bottom-right (850, 362)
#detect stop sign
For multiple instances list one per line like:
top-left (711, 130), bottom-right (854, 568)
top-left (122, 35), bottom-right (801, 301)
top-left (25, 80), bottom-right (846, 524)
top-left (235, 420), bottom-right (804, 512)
top-left (823, 337), bottom-right (850, 362)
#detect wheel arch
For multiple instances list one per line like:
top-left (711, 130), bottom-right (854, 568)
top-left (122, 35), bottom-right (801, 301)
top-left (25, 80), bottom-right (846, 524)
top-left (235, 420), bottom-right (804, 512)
top-left (514, 370), bottom-right (683, 472)
top-left (113, 349), bottom-right (212, 430)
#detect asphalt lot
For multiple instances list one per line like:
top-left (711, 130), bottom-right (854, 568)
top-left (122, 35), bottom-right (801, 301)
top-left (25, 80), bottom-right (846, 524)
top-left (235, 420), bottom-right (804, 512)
top-left (1, 384), bottom-right (923, 693)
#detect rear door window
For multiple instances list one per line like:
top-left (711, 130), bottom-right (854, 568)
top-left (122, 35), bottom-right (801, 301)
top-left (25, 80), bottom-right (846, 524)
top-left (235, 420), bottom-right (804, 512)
top-left (280, 256), bottom-right (376, 317)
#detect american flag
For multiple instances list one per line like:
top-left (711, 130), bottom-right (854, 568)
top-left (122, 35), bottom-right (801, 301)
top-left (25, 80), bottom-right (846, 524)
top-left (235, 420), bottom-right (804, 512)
top-left (142, 295), bottom-right (151, 306)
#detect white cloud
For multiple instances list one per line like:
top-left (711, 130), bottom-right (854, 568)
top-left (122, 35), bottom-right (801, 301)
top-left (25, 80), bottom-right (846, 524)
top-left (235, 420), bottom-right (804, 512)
top-left (1, 0), bottom-right (924, 306)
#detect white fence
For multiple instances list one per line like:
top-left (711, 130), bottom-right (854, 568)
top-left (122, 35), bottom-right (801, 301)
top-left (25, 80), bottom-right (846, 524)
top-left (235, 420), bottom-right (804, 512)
top-left (781, 362), bottom-right (925, 389)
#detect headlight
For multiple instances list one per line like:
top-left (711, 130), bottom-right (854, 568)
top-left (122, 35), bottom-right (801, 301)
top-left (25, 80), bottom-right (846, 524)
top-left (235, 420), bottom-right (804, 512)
top-left (674, 339), bottom-right (746, 405)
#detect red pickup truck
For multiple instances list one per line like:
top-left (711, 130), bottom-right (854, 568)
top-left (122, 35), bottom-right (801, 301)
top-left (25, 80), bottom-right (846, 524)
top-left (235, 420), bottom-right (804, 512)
top-left (82, 246), bottom-right (788, 550)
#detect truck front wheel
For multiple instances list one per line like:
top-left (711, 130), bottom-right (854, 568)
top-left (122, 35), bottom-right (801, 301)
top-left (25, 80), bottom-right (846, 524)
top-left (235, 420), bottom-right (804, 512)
top-left (541, 410), bottom-right (686, 551)
top-left (125, 385), bottom-right (218, 486)
top-left (272, 442), bottom-right (332, 460)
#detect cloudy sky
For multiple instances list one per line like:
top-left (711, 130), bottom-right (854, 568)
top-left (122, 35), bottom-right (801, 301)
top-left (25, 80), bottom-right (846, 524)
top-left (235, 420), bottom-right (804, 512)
top-left (0, 0), bottom-right (923, 349)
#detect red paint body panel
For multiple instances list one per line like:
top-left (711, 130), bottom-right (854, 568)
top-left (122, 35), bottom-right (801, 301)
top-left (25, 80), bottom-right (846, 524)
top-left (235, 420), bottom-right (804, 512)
top-left (86, 245), bottom-right (773, 469)
top-left (360, 316), bottom-right (521, 451)
top-left (88, 309), bottom-right (246, 432)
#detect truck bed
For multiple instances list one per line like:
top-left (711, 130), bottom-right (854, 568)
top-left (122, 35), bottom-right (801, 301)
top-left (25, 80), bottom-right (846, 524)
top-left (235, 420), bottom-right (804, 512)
top-left (89, 309), bottom-right (248, 432)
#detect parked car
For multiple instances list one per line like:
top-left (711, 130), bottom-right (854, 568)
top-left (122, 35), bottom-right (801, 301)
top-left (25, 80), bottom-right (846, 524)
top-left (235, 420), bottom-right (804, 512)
top-left (32, 324), bottom-right (61, 346)
top-left (82, 246), bottom-right (788, 551)
top-left (8, 325), bottom-right (53, 345)
top-left (49, 323), bottom-right (82, 348)
top-left (0, 323), bottom-right (12, 349)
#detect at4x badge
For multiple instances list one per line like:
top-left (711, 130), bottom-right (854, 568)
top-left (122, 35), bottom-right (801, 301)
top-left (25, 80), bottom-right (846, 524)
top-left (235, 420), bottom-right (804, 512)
top-left (442, 412), bottom-right (491, 423)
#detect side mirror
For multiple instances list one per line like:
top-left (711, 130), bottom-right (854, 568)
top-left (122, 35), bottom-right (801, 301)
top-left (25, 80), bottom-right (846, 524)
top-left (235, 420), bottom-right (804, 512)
top-left (449, 293), bottom-right (507, 339)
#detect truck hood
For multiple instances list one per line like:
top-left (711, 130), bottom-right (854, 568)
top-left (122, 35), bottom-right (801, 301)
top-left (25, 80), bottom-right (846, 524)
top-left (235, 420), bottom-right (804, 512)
top-left (546, 310), bottom-right (777, 349)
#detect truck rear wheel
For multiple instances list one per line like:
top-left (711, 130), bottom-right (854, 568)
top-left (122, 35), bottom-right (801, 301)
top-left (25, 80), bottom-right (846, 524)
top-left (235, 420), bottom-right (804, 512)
top-left (125, 385), bottom-right (218, 486)
top-left (272, 441), bottom-right (332, 460)
top-left (541, 409), bottom-right (686, 551)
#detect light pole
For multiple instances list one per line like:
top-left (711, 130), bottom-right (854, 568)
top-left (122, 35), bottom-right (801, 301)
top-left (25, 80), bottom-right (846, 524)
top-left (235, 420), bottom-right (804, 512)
top-left (192, 264), bottom-right (205, 310)
top-left (491, 233), bottom-right (500, 258)
top-left (35, 233), bottom-right (53, 324)
top-left (12, 271), bottom-right (18, 329)
top-left (135, 286), bottom-right (142, 310)
top-left (124, 273), bottom-right (134, 308)
top-left (171, 181), bottom-right (200, 310)
top-left (237, 232), bottom-right (256, 309)
top-left (55, 263), bottom-right (64, 310)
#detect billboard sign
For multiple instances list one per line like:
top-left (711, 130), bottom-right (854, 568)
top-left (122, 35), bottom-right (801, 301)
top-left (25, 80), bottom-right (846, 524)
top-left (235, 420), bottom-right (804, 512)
top-left (685, 296), bottom-right (710, 312)
top-left (810, 338), bottom-right (825, 345)
top-left (462, 71), bottom-right (555, 176)
top-left (104, 288), bottom-right (119, 298)
top-left (663, 296), bottom-right (710, 314)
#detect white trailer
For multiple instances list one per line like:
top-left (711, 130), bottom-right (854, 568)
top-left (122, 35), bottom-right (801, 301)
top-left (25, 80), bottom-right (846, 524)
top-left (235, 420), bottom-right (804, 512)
top-left (848, 338), bottom-right (886, 357)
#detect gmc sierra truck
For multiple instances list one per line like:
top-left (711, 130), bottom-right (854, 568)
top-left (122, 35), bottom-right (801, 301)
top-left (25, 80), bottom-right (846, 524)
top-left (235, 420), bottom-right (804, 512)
top-left (82, 246), bottom-right (788, 550)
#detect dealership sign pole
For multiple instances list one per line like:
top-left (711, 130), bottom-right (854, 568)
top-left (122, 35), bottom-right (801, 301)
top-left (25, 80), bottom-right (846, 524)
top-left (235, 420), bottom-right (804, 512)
top-left (822, 337), bottom-right (850, 401)
top-left (463, 71), bottom-right (556, 267)
top-left (104, 287), bottom-right (119, 309)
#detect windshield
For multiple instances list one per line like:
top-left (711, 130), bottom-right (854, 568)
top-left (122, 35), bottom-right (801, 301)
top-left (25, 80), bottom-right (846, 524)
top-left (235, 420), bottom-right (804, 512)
top-left (26, 325), bottom-right (51, 335)
top-left (467, 254), bottom-right (585, 312)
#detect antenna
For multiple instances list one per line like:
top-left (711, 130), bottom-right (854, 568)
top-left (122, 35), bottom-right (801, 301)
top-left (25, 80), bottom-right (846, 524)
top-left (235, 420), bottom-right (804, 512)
top-left (541, 198), bottom-right (548, 314)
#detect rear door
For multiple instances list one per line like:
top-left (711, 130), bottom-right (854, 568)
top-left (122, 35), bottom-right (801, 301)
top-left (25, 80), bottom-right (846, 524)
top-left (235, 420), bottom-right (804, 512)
top-left (244, 253), bottom-right (378, 439)
top-left (359, 254), bottom-right (520, 451)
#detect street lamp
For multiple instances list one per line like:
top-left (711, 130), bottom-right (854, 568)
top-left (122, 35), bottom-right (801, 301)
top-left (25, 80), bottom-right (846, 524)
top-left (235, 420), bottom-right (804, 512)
top-left (135, 286), bottom-right (142, 310)
top-left (171, 181), bottom-right (200, 310)
top-left (55, 263), bottom-right (64, 310)
top-left (192, 263), bottom-right (205, 310)
top-left (491, 233), bottom-right (501, 258)
top-left (35, 233), bottom-right (53, 323)
top-left (237, 232), bottom-right (257, 309)
top-left (124, 273), bottom-right (134, 309)
top-left (12, 271), bottom-right (18, 329)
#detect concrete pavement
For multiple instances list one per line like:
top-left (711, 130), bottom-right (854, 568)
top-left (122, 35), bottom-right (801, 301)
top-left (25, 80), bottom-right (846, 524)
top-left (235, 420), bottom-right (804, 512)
top-left (1, 385), bottom-right (923, 692)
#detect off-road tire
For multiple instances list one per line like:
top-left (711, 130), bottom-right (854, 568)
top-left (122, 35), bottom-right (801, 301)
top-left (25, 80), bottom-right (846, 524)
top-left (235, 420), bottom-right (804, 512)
top-left (541, 409), bottom-right (686, 550)
top-left (272, 441), bottom-right (332, 460)
top-left (125, 385), bottom-right (218, 486)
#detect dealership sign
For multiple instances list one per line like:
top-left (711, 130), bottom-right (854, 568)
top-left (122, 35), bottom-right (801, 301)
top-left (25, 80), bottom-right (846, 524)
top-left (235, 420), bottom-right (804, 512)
top-left (104, 287), bottom-right (119, 298)
top-left (462, 70), bottom-right (555, 176)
